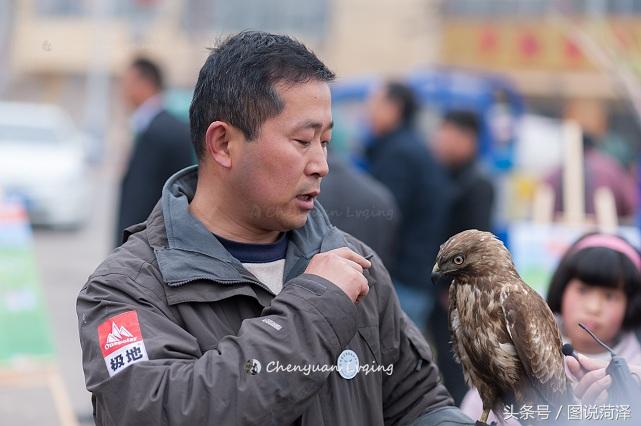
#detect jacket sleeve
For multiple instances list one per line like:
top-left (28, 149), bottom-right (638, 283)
top-left (77, 271), bottom-right (358, 425)
top-left (370, 255), bottom-right (468, 425)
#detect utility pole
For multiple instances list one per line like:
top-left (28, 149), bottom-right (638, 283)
top-left (0, 0), bottom-right (16, 97)
top-left (83, 0), bottom-right (112, 164)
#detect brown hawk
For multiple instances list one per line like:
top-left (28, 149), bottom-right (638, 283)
top-left (431, 230), bottom-right (572, 424)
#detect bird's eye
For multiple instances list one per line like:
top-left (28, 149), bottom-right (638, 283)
top-left (453, 255), bottom-right (464, 265)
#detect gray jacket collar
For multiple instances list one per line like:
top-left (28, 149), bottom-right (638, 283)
top-left (153, 165), bottom-right (350, 288)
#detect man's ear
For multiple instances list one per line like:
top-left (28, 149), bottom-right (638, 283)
top-left (204, 121), bottom-right (235, 168)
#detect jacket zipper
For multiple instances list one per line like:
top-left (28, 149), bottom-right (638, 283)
top-left (168, 276), bottom-right (275, 295)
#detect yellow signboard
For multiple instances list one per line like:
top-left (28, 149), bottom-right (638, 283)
top-left (441, 18), bottom-right (641, 74)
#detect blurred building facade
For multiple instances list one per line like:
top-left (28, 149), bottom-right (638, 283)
top-left (438, 0), bottom-right (641, 151)
top-left (5, 0), bottom-right (641, 155)
top-left (439, 0), bottom-right (641, 98)
top-left (3, 0), bottom-right (441, 104)
top-left (6, 1), bottom-right (641, 102)
top-left (0, 0), bottom-right (445, 167)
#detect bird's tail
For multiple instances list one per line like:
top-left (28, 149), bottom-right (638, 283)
top-left (509, 381), bottom-right (574, 425)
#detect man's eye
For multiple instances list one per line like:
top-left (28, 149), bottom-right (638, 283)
top-left (295, 139), bottom-right (311, 146)
top-left (321, 140), bottom-right (330, 148)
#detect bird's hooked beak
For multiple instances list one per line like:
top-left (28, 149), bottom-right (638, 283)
top-left (431, 263), bottom-right (442, 285)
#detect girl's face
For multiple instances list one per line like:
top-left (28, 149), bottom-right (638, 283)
top-left (561, 279), bottom-right (627, 354)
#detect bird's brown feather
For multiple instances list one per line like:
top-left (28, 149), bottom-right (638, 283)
top-left (501, 282), bottom-right (571, 404)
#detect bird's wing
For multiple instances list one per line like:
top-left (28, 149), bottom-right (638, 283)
top-left (500, 282), bottom-right (569, 403)
top-left (447, 283), bottom-right (461, 363)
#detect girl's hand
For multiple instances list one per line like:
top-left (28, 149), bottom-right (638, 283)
top-left (631, 365), bottom-right (641, 387)
top-left (565, 354), bottom-right (611, 403)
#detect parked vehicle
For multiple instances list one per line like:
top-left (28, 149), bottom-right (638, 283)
top-left (0, 102), bottom-right (91, 228)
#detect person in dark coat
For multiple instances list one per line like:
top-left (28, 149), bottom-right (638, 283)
top-left (429, 110), bottom-right (495, 404)
top-left (115, 57), bottom-right (194, 246)
top-left (433, 110), bottom-right (494, 239)
top-left (364, 81), bottom-right (450, 332)
top-left (318, 153), bottom-right (400, 269)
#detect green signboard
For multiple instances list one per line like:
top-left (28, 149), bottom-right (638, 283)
top-left (0, 201), bottom-right (54, 366)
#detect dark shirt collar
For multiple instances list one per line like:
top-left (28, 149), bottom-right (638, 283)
top-left (213, 232), bottom-right (288, 264)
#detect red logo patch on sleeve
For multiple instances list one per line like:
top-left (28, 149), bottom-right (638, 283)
top-left (97, 310), bottom-right (148, 377)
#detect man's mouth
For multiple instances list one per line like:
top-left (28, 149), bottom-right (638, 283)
top-left (295, 191), bottom-right (319, 210)
top-left (296, 191), bottom-right (319, 201)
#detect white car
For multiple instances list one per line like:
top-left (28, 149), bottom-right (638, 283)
top-left (0, 102), bottom-right (91, 228)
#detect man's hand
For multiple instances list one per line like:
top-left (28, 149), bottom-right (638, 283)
top-left (305, 247), bottom-right (371, 304)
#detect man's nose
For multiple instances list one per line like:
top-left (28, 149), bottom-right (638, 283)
top-left (306, 143), bottom-right (329, 177)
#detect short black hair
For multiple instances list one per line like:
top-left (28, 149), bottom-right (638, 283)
top-left (443, 110), bottom-right (481, 139)
top-left (189, 31), bottom-right (335, 159)
top-left (582, 133), bottom-right (596, 150)
top-left (546, 233), bottom-right (641, 330)
top-left (131, 57), bottom-right (164, 91)
top-left (384, 81), bottom-right (418, 124)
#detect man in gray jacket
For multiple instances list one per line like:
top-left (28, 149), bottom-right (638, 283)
top-left (77, 31), bottom-right (473, 426)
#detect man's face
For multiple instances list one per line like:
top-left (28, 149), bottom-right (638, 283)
top-left (120, 67), bottom-right (153, 110)
top-left (228, 80), bottom-right (332, 232)
top-left (120, 67), bottom-right (141, 109)
top-left (433, 122), bottom-right (476, 166)
top-left (366, 88), bottom-right (400, 136)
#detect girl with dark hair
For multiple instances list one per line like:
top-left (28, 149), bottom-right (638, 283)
top-left (547, 233), bottom-right (641, 362)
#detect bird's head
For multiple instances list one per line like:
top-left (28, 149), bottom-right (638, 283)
top-left (431, 229), bottom-right (514, 285)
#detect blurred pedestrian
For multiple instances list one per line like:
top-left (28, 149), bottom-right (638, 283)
top-left (318, 152), bottom-right (400, 269)
top-left (429, 110), bottom-right (495, 404)
top-left (78, 32), bottom-right (473, 426)
top-left (433, 110), bottom-right (494, 239)
top-left (545, 133), bottom-right (637, 219)
top-left (364, 81), bottom-right (449, 331)
top-left (115, 57), bottom-right (194, 246)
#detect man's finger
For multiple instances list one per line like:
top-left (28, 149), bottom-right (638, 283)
top-left (333, 247), bottom-right (372, 269)
top-left (343, 258), bottom-right (364, 274)
top-left (355, 276), bottom-right (370, 304)
top-left (360, 280), bottom-right (370, 298)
